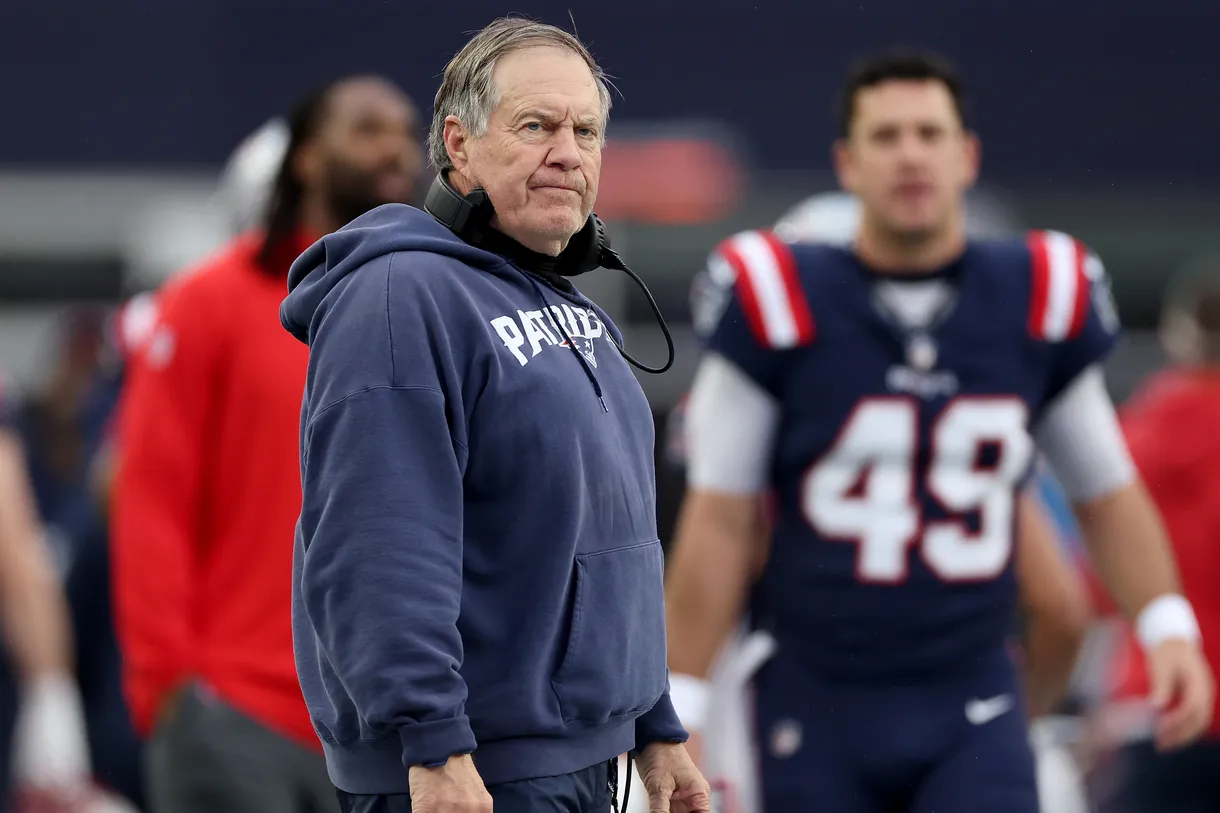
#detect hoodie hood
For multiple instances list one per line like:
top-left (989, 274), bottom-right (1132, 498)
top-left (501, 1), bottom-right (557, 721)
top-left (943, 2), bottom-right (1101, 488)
top-left (280, 203), bottom-right (509, 345)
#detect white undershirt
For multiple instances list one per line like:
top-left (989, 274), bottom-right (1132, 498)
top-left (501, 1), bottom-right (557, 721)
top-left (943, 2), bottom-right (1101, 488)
top-left (686, 353), bottom-right (1135, 502)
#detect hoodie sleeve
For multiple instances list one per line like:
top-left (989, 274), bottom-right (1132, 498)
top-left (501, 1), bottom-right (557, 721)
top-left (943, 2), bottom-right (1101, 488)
top-left (297, 251), bottom-right (477, 768)
top-left (634, 688), bottom-right (688, 753)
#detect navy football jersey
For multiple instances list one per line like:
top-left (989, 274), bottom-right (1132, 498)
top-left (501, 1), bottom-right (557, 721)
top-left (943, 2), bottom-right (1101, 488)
top-left (700, 228), bottom-right (1120, 679)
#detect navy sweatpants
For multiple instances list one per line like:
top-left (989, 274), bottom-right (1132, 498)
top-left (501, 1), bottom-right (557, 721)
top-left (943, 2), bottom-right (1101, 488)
top-left (336, 760), bottom-right (614, 813)
top-left (754, 649), bottom-right (1039, 813)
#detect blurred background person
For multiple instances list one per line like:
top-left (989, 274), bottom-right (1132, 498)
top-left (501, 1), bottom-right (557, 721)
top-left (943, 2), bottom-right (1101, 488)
top-left (89, 115), bottom-right (294, 510)
top-left (11, 308), bottom-right (113, 581)
top-left (0, 373), bottom-right (92, 810)
top-left (10, 308), bottom-right (146, 812)
top-left (1089, 257), bottom-right (1220, 813)
top-left (110, 75), bottom-right (422, 813)
top-left (21, 117), bottom-right (303, 813)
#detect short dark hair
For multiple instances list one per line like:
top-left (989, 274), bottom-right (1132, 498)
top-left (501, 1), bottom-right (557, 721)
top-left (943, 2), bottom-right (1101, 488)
top-left (836, 49), bottom-right (969, 139)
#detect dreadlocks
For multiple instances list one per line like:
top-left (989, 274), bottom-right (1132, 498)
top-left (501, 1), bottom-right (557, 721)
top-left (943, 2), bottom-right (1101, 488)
top-left (256, 81), bottom-right (340, 272)
top-left (256, 75), bottom-right (420, 274)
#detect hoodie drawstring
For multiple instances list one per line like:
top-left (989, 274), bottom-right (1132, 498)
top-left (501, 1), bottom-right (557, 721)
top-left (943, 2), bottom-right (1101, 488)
top-left (524, 272), bottom-right (608, 413)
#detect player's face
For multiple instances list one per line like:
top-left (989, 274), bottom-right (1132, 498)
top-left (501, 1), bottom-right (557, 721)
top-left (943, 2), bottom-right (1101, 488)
top-left (314, 79), bottom-right (423, 227)
top-left (458, 46), bottom-right (602, 255)
top-left (834, 80), bottom-right (979, 240)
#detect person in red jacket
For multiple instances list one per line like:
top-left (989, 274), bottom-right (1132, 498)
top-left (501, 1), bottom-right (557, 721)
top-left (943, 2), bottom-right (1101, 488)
top-left (1094, 258), bottom-right (1220, 813)
top-left (111, 75), bottom-right (422, 813)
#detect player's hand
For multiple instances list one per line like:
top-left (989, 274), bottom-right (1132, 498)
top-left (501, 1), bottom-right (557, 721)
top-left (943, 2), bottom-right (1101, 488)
top-left (636, 742), bottom-right (711, 813)
top-left (408, 754), bottom-right (493, 813)
top-left (1147, 638), bottom-right (1215, 751)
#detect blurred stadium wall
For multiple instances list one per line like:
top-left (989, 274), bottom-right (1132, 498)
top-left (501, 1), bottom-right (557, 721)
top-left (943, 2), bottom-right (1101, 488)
top-left (2, 0), bottom-right (1218, 407)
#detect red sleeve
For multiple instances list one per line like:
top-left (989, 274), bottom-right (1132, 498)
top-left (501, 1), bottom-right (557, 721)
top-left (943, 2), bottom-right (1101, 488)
top-left (1123, 411), bottom-right (1197, 500)
top-left (111, 274), bottom-right (222, 735)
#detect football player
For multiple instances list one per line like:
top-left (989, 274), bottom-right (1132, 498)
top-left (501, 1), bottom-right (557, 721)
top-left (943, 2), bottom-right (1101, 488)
top-left (663, 50), bottom-right (1212, 813)
top-left (661, 192), bottom-right (1092, 813)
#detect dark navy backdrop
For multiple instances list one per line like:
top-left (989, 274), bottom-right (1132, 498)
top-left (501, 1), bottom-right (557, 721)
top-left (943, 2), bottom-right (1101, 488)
top-left (4, 0), bottom-right (1219, 181)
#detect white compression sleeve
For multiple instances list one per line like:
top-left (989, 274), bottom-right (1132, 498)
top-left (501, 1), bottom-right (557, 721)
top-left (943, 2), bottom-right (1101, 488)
top-left (686, 353), bottom-right (780, 494)
top-left (1034, 365), bottom-right (1137, 502)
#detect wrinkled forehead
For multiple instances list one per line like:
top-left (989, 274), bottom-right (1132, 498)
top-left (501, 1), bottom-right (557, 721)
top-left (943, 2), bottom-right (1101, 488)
top-left (492, 45), bottom-right (602, 123)
top-left (851, 79), bottom-right (960, 135)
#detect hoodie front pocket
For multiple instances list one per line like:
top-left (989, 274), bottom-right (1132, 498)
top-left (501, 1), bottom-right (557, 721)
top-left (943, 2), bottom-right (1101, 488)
top-left (551, 540), bottom-right (668, 724)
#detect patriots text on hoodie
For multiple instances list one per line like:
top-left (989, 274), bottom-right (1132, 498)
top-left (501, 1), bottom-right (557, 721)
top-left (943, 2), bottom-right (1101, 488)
top-left (280, 204), bottom-right (686, 794)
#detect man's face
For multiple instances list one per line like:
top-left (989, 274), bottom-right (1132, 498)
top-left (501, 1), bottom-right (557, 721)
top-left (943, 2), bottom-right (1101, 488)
top-left (834, 79), bottom-right (978, 241)
top-left (314, 78), bottom-right (423, 226)
top-left (455, 46), bottom-right (603, 255)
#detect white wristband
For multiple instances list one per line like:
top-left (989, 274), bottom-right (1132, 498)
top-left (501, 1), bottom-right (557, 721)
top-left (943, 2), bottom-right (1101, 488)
top-left (13, 671), bottom-right (91, 790)
top-left (1136, 594), bottom-right (1201, 651)
top-left (669, 673), bottom-right (712, 732)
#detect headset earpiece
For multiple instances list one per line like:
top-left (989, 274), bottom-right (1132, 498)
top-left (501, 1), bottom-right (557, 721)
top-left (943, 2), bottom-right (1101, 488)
top-left (424, 171), bottom-right (494, 241)
top-left (554, 214), bottom-right (610, 277)
top-left (425, 171), bottom-right (611, 277)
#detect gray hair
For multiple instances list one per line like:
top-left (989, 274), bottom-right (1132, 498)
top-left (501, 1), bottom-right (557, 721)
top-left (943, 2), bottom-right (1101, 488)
top-left (428, 17), bottom-right (613, 171)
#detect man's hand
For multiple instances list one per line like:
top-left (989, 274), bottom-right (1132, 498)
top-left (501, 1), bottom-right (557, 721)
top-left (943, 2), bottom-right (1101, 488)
top-left (408, 755), bottom-right (492, 813)
top-left (1147, 639), bottom-right (1215, 751)
top-left (636, 742), bottom-right (711, 813)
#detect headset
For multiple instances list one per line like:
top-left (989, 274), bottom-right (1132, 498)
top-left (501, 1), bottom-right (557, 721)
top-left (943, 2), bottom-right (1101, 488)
top-left (425, 170), bottom-right (613, 277)
top-left (424, 170), bottom-right (674, 373)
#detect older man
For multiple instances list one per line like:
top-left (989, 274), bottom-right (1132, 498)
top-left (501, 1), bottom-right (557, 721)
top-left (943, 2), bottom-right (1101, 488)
top-left (280, 17), bottom-right (709, 813)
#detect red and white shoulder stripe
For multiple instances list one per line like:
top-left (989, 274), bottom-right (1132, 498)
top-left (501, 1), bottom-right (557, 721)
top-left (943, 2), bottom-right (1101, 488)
top-left (714, 229), bottom-right (815, 349)
top-left (1026, 230), bottom-right (1093, 342)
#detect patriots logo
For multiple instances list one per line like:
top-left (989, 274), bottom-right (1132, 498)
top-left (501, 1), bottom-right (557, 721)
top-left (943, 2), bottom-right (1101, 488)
top-left (558, 333), bottom-right (598, 368)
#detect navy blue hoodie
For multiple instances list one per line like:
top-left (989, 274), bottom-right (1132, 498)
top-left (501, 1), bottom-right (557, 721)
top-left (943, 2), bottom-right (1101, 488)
top-left (280, 204), bottom-right (685, 793)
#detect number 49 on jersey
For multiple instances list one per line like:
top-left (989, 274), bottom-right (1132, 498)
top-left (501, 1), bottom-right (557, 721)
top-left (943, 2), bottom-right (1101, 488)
top-left (803, 396), bottom-right (1034, 584)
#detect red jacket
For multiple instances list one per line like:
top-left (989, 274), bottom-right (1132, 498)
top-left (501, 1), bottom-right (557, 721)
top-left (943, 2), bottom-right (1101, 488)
top-left (1107, 369), bottom-right (1220, 739)
top-left (112, 233), bottom-right (317, 747)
